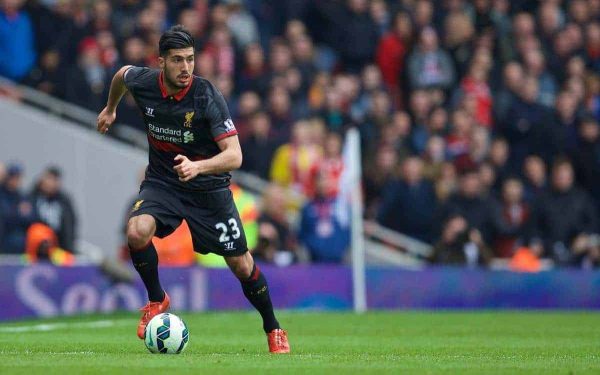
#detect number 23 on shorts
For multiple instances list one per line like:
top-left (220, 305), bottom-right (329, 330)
top-left (215, 218), bottom-right (241, 242)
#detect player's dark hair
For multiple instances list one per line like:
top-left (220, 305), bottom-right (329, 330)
top-left (159, 25), bottom-right (194, 57)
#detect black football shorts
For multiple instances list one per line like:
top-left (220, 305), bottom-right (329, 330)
top-left (129, 181), bottom-right (248, 257)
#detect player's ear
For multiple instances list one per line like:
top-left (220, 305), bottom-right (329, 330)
top-left (158, 56), bottom-right (165, 69)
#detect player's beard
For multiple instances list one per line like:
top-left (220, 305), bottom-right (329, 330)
top-left (164, 66), bottom-right (192, 90)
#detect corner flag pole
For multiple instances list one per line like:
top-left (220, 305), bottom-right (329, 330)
top-left (346, 128), bottom-right (367, 313)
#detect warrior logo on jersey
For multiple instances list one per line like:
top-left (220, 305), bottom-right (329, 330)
top-left (132, 199), bottom-right (144, 212)
top-left (183, 111), bottom-right (194, 128)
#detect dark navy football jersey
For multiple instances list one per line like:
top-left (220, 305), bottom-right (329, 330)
top-left (124, 67), bottom-right (238, 191)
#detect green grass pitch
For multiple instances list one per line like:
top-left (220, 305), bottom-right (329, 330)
top-left (0, 311), bottom-right (599, 374)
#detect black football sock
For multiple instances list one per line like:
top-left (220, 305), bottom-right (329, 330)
top-left (129, 241), bottom-right (165, 302)
top-left (239, 263), bottom-right (280, 333)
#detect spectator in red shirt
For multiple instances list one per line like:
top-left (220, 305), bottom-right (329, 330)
top-left (307, 132), bottom-right (344, 199)
top-left (376, 12), bottom-right (412, 94)
top-left (446, 108), bottom-right (473, 162)
top-left (459, 64), bottom-right (493, 128)
top-left (202, 26), bottom-right (235, 77)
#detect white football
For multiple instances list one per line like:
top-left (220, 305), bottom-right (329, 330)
top-left (144, 313), bottom-right (189, 354)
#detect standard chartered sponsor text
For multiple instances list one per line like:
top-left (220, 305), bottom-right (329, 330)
top-left (149, 123), bottom-right (182, 135)
top-left (149, 123), bottom-right (183, 143)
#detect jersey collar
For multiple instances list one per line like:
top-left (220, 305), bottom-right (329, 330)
top-left (158, 71), bottom-right (193, 101)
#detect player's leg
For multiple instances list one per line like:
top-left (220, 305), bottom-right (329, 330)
top-left (127, 184), bottom-right (183, 339)
top-left (224, 252), bottom-right (290, 354)
top-left (186, 189), bottom-right (290, 352)
top-left (224, 251), bottom-right (280, 333)
top-left (126, 214), bottom-right (164, 302)
top-left (127, 213), bottom-right (172, 339)
top-left (186, 190), bottom-right (281, 331)
top-left (224, 252), bottom-right (290, 353)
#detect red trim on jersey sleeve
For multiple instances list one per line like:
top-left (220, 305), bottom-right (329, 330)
top-left (158, 71), bottom-right (193, 101)
top-left (214, 130), bottom-right (238, 142)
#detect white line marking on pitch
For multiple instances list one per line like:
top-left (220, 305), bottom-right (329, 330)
top-left (0, 351), bottom-right (97, 355)
top-left (0, 319), bottom-right (134, 333)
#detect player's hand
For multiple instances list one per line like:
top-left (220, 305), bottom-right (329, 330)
top-left (97, 106), bottom-right (116, 134)
top-left (173, 154), bottom-right (200, 182)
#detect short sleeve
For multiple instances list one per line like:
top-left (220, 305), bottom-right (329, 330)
top-left (123, 66), bottom-right (150, 94)
top-left (205, 83), bottom-right (237, 142)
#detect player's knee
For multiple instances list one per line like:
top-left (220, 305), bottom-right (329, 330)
top-left (127, 216), bottom-right (155, 250)
top-left (229, 253), bottom-right (253, 279)
top-left (235, 264), bottom-right (252, 279)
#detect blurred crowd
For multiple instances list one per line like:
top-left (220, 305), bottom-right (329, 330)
top-left (1, 0), bottom-right (600, 268)
top-left (0, 161), bottom-right (77, 263)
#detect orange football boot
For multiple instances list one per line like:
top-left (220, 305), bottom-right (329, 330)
top-left (137, 292), bottom-right (170, 339)
top-left (267, 328), bottom-right (290, 354)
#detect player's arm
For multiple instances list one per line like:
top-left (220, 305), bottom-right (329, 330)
top-left (97, 65), bottom-right (133, 134)
top-left (173, 135), bottom-right (242, 182)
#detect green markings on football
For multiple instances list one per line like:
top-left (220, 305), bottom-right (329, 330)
top-left (1, 311), bottom-right (600, 374)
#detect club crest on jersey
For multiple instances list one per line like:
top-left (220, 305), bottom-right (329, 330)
top-left (145, 107), bottom-right (155, 117)
top-left (184, 111), bottom-right (194, 128)
top-left (224, 118), bottom-right (235, 132)
top-left (132, 200), bottom-right (144, 212)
